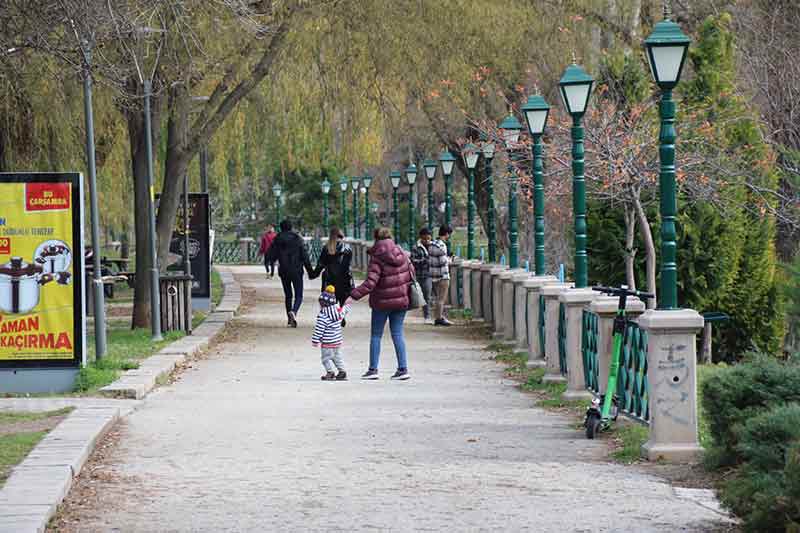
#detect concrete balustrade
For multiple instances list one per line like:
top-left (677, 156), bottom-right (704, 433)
top-left (639, 308), bottom-right (705, 462)
top-left (541, 283), bottom-right (572, 383)
top-left (502, 269), bottom-right (524, 341)
top-left (469, 262), bottom-right (484, 319)
top-left (559, 288), bottom-right (598, 400)
top-left (512, 271), bottom-right (533, 348)
top-left (460, 260), bottom-right (477, 311)
top-left (449, 257), bottom-right (462, 307)
top-left (480, 263), bottom-right (496, 325)
top-left (523, 276), bottom-right (559, 367)
top-left (493, 270), bottom-right (514, 339)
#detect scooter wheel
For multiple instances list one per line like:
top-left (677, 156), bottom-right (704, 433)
top-left (586, 415), bottom-right (602, 439)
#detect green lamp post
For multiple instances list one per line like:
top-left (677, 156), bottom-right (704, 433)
top-left (480, 134), bottom-right (497, 263)
top-left (362, 174), bottom-right (373, 238)
top-left (272, 182), bottom-right (283, 226)
top-left (321, 178), bottom-right (331, 234)
top-left (438, 150), bottom-right (456, 227)
top-left (405, 162), bottom-right (418, 247)
top-left (423, 159), bottom-right (438, 229)
top-left (645, 2), bottom-right (691, 310)
top-left (370, 202), bottom-right (379, 235)
top-left (351, 176), bottom-right (360, 239)
top-left (390, 171), bottom-right (401, 241)
top-left (463, 143), bottom-right (480, 260)
top-left (339, 176), bottom-right (348, 236)
top-left (521, 93), bottom-right (551, 276)
top-left (499, 112), bottom-right (523, 268)
top-left (559, 60), bottom-right (595, 288)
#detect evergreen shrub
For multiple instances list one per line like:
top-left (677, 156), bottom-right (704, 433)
top-left (700, 356), bottom-right (800, 467)
top-left (719, 403), bottom-right (800, 532)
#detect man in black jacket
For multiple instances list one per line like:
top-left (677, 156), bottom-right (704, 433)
top-left (265, 219), bottom-right (313, 327)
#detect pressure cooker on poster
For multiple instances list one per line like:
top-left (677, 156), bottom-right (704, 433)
top-left (35, 243), bottom-right (71, 274)
top-left (0, 257), bottom-right (54, 314)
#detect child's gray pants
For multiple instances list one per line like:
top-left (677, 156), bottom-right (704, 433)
top-left (321, 347), bottom-right (345, 372)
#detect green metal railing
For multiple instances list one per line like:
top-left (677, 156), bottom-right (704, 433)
top-left (558, 302), bottom-right (567, 375)
top-left (538, 294), bottom-right (546, 358)
top-left (618, 321), bottom-right (650, 423)
top-left (582, 310), bottom-right (600, 394)
top-left (213, 241), bottom-right (242, 264)
top-left (308, 237), bottom-right (323, 264)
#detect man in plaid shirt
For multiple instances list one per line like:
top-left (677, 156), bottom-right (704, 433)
top-left (428, 225), bottom-right (453, 326)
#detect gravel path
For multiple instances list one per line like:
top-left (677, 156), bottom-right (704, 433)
top-left (54, 266), bottom-right (731, 532)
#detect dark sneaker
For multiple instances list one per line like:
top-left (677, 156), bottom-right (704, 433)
top-left (321, 371), bottom-right (336, 381)
top-left (361, 368), bottom-right (379, 380)
top-left (434, 318), bottom-right (453, 327)
top-left (288, 311), bottom-right (298, 328)
top-left (391, 368), bottom-right (410, 380)
top-left (335, 371), bottom-right (348, 381)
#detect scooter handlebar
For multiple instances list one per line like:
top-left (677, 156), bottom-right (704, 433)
top-left (592, 285), bottom-right (655, 300)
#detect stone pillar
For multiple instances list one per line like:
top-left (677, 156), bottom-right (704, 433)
top-left (480, 263), bottom-right (495, 325)
top-left (541, 283), bottom-right (572, 383)
top-left (524, 276), bottom-right (559, 367)
top-left (513, 271), bottom-right (533, 349)
top-left (494, 270), bottom-right (514, 339)
top-left (503, 269), bottom-right (524, 341)
top-left (639, 309), bottom-right (705, 462)
top-left (239, 237), bottom-right (254, 264)
top-left (470, 262), bottom-right (484, 319)
top-left (449, 257), bottom-right (462, 307)
top-left (590, 296), bottom-right (645, 396)
top-left (460, 260), bottom-right (476, 311)
top-left (559, 288), bottom-right (597, 400)
top-left (488, 265), bottom-right (507, 329)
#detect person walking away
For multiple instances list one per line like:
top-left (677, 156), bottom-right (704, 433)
top-left (265, 219), bottom-right (313, 327)
top-left (428, 224), bottom-right (453, 326)
top-left (257, 224), bottom-right (278, 278)
top-left (348, 227), bottom-right (414, 381)
top-left (312, 285), bottom-right (350, 381)
top-left (310, 226), bottom-right (353, 326)
top-left (410, 227), bottom-right (433, 323)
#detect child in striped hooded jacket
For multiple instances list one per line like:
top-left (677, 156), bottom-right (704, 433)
top-left (312, 285), bottom-right (351, 381)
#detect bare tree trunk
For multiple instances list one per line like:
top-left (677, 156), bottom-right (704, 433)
top-left (123, 80), bottom-right (162, 329)
top-left (633, 194), bottom-right (656, 309)
top-left (624, 205), bottom-right (637, 290)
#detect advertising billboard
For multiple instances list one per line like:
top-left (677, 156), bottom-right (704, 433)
top-left (157, 193), bottom-right (211, 298)
top-left (0, 173), bottom-right (85, 368)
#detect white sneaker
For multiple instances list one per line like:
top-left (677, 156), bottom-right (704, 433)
top-left (424, 317), bottom-right (433, 324)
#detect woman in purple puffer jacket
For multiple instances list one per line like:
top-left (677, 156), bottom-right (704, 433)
top-left (348, 227), bottom-right (414, 381)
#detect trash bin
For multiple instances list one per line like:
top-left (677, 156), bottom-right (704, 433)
top-left (159, 274), bottom-right (193, 334)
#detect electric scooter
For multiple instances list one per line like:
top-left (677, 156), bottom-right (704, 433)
top-left (584, 285), bottom-right (654, 439)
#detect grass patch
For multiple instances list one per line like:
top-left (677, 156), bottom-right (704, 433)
top-left (0, 407), bottom-right (72, 485)
top-left (78, 327), bottom-right (184, 394)
top-left (211, 268), bottom-right (223, 308)
top-left (0, 407), bottom-right (72, 425)
top-left (610, 423), bottom-right (649, 463)
top-left (0, 431), bottom-right (47, 484)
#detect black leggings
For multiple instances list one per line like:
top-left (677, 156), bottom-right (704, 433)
top-left (280, 273), bottom-right (304, 315)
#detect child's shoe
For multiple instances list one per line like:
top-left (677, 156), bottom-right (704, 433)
top-left (321, 371), bottom-right (336, 381)
top-left (335, 370), bottom-right (347, 381)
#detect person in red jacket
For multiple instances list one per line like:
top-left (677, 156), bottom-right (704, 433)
top-left (348, 226), bottom-right (414, 381)
top-left (257, 224), bottom-right (277, 277)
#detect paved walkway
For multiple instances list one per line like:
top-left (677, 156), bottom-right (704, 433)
top-left (54, 266), bottom-right (730, 532)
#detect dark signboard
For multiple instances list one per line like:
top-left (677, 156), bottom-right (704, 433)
top-left (0, 172), bottom-right (85, 369)
top-left (158, 193), bottom-right (211, 298)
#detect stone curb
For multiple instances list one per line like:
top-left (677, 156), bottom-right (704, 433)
top-left (0, 406), bottom-right (122, 532)
top-left (98, 269), bottom-right (242, 400)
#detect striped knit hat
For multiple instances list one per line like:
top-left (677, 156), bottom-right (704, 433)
top-left (319, 285), bottom-right (337, 307)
